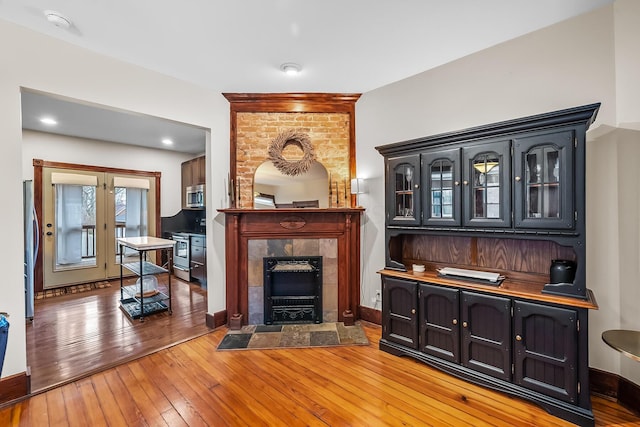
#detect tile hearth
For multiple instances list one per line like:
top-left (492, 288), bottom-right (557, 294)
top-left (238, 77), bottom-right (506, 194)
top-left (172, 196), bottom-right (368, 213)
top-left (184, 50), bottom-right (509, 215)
top-left (217, 322), bottom-right (369, 350)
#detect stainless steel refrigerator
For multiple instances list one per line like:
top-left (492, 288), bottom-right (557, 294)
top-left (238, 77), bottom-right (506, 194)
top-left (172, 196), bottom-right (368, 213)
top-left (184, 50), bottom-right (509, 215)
top-left (24, 180), bottom-right (38, 320)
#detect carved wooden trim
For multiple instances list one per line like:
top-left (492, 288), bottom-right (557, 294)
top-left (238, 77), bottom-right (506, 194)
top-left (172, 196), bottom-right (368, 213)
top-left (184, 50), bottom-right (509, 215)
top-left (220, 209), bottom-right (363, 326)
top-left (222, 93), bottom-right (361, 208)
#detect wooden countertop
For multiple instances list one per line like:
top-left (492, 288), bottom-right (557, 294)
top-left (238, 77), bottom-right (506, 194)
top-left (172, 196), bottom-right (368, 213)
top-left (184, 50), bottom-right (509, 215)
top-left (378, 268), bottom-right (598, 310)
top-left (117, 236), bottom-right (176, 250)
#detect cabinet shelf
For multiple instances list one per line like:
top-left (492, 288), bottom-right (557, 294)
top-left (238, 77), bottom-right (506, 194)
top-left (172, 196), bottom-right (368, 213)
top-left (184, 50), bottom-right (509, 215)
top-left (121, 261), bottom-right (167, 276)
top-left (121, 285), bottom-right (169, 304)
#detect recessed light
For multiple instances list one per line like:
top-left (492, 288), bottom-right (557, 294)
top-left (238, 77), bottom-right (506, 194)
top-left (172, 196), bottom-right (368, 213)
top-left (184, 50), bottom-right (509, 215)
top-left (43, 10), bottom-right (72, 29)
top-left (162, 138), bottom-right (173, 145)
top-left (280, 63), bottom-right (302, 76)
top-left (40, 117), bottom-right (58, 126)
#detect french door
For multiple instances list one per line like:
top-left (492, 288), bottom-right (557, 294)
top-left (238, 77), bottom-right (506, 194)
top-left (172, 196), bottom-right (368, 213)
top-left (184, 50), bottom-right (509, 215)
top-left (42, 167), bottom-right (157, 288)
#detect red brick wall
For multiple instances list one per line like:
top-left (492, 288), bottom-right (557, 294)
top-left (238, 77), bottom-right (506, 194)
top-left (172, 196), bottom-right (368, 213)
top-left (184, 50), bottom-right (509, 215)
top-left (235, 112), bottom-right (351, 208)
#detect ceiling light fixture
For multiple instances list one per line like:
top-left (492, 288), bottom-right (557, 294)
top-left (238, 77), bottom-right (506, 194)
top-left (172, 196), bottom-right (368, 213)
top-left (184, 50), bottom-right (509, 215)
top-left (44, 10), bottom-right (72, 29)
top-left (161, 138), bottom-right (173, 145)
top-left (39, 117), bottom-right (58, 126)
top-left (280, 63), bottom-right (302, 76)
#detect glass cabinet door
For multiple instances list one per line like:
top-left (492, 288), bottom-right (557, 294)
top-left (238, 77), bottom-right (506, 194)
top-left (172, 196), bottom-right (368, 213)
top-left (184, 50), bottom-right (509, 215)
top-left (422, 149), bottom-right (461, 226)
top-left (462, 141), bottom-right (511, 227)
top-left (514, 130), bottom-right (574, 229)
top-left (386, 155), bottom-right (421, 226)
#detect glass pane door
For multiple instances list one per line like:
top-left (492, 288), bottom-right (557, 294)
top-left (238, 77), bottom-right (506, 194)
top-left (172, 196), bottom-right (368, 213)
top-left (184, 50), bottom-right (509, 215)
top-left (55, 184), bottom-right (97, 269)
top-left (106, 174), bottom-right (156, 277)
top-left (430, 160), bottom-right (454, 219)
top-left (43, 169), bottom-right (106, 288)
top-left (525, 147), bottom-right (560, 219)
top-left (472, 154), bottom-right (501, 219)
top-left (462, 140), bottom-right (511, 227)
top-left (395, 164), bottom-right (415, 218)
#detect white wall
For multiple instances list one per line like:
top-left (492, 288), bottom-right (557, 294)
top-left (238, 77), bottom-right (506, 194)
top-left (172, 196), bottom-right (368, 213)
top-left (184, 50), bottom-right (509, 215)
top-left (22, 130), bottom-right (194, 216)
top-left (356, 2), bottom-right (640, 385)
top-left (0, 19), bottom-right (230, 379)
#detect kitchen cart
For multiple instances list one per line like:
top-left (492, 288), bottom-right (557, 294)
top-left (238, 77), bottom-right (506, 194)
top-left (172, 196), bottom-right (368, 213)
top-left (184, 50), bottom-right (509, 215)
top-left (117, 236), bottom-right (176, 320)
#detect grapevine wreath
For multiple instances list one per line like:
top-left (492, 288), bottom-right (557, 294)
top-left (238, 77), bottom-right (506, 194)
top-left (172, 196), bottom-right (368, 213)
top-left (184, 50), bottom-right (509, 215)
top-left (268, 129), bottom-right (315, 176)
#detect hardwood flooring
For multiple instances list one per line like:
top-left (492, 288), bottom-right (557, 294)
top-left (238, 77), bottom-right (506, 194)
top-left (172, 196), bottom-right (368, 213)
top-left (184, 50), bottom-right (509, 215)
top-left (26, 276), bottom-right (209, 392)
top-left (5, 322), bottom-right (639, 426)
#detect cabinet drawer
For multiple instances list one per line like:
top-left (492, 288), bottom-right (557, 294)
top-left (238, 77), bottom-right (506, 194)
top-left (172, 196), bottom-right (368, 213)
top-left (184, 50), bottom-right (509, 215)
top-left (190, 235), bottom-right (206, 247)
top-left (191, 245), bottom-right (205, 263)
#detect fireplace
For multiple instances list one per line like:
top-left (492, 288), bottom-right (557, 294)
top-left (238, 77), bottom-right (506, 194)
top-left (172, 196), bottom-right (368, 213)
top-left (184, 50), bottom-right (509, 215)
top-left (217, 208), bottom-right (363, 327)
top-left (264, 257), bottom-right (322, 324)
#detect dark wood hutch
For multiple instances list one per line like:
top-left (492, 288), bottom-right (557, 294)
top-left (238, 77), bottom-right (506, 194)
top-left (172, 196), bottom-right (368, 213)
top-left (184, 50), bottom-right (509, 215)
top-left (376, 104), bottom-right (600, 426)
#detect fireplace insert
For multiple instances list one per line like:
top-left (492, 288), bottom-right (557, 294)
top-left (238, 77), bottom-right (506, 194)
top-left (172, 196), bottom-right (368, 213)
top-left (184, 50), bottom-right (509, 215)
top-left (263, 256), bottom-right (322, 324)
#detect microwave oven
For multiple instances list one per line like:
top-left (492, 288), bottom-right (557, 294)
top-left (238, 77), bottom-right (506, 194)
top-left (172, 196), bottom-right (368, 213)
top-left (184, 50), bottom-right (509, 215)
top-left (186, 184), bottom-right (205, 208)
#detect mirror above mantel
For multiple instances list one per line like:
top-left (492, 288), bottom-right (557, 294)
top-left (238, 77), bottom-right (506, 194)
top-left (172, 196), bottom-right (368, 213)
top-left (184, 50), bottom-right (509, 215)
top-left (254, 160), bottom-right (329, 208)
top-left (223, 92), bottom-right (361, 209)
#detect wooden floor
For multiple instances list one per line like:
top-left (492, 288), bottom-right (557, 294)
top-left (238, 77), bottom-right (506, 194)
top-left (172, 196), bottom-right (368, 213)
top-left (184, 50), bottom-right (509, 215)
top-left (26, 276), bottom-right (209, 392)
top-left (5, 322), bottom-right (639, 426)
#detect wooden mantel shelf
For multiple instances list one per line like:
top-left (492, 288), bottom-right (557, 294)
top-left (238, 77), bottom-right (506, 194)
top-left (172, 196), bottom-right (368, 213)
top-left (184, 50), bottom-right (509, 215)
top-left (218, 208), bottom-right (365, 214)
top-left (218, 208), bottom-right (364, 326)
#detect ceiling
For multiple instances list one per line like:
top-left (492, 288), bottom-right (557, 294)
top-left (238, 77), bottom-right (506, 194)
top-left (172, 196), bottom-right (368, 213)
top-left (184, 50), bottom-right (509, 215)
top-left (3, 0), bottom-right (613, 153)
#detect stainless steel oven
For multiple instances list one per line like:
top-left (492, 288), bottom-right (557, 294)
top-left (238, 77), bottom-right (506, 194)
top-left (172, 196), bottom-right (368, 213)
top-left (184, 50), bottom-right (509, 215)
top-left (171, 232), bottom-right (190, 281)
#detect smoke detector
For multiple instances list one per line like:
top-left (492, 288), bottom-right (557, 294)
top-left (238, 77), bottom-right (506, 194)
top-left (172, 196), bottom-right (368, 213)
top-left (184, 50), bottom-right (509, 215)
top-left (280, 63), bottom-right (302, 76)
top-left (44, 10), bottom-right (72, 29)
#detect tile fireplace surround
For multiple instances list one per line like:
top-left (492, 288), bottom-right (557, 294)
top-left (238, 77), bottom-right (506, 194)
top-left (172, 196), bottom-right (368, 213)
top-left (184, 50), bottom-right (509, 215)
top-left (218, 208), bottom-right (363, 327)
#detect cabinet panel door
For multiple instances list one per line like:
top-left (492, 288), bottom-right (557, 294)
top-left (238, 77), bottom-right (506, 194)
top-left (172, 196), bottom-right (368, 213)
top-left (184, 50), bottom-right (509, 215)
top-left (460, 291), bottom-right (512, 381)
top-left (422, 149), bottom-right (461, 226)
top-left (386, 155), bottom-right (421, 226)
top-left (513, 301), bottom-right (578, 403)
top-left (462, 140), bottom-right (511, 227)
top-left (513, 130), bottom-right (574, 229)
top-left (382, 277), bottom-right (418, 349)
top-left (419, 283), bottom-right (460, 362)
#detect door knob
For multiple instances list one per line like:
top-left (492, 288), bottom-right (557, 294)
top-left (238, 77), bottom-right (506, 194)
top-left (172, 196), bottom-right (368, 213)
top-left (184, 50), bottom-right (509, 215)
top-left (462, 321), bottom-right (468, 328)
top-left (515, 176), bottom-right (521, 182)
top-left (452, 319), bottom-right (458, 325)
top-left (411, 308), bottom-right (416, 314)
top-left (463, 180), bottom-right (468, 185)
top-left (515, 335), bottom-right (522, 341)
top-left (46, 231), bottom-right (53, 236)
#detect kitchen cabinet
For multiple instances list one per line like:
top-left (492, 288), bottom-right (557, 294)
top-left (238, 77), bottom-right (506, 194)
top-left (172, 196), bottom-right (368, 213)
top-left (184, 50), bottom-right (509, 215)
top-left (181, 156), bottom-right (205, 209)
top-left (189, 234), bottom-right (206, 288)
top-left (117, 236), bottom-right (175, 320)
top-left (376, 104), bottom-right (600, 426)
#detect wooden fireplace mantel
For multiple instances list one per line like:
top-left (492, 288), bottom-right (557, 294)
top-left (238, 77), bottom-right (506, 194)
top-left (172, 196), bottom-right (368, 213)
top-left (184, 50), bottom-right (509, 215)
top-left (218, 208), bottom-right (364, 325)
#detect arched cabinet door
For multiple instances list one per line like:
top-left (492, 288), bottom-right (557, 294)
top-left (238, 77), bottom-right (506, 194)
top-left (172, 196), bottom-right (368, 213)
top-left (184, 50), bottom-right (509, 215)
top-left (513, 129), bottom-right (575, 229)
top-left (386, 154), bottom-right (421, 226)
top-left (462, 140), bottom-right (512, 228)
top-left (422, 148), bottom-right (461, 226)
